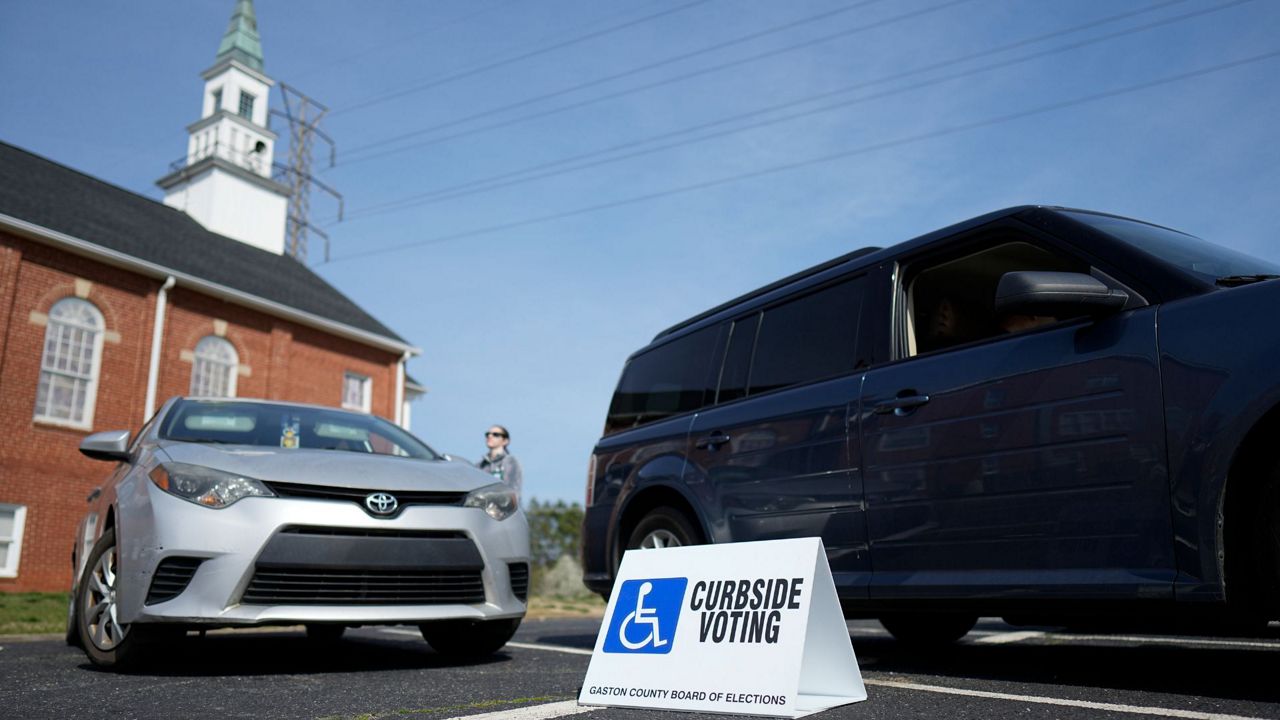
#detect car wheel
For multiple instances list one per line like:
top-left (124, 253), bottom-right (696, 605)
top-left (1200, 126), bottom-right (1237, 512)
top-left (77, 528), bottom-right (142, 669)
top-left (627, 507), bottom-right (700, 551)
top-left (879, 614), bottom-right (977, 645)
top-left (1227, 456), bottom-right (1280, 623)
top-left (305, 624), bottom-right (346, 644)
top-left (420, 618), bottom-right (521, 658)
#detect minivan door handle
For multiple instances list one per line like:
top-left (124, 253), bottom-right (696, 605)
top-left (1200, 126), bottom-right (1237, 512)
top-left (695, 432), bottom-right (732, 451)
top-left (873, 394), bottom-right (930, 416)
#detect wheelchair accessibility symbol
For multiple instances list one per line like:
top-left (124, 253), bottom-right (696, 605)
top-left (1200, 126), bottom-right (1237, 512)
top-left (603, 577), bottom-right (688, 654)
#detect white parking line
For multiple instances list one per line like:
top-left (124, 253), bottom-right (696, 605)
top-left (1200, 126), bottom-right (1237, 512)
top-left (974, 630), bottom-right (1047, 644)
top-left (442, 700), bottom-right (597, 720)
top-left (863, 679), bottom-right (1268, 720)
top-left (377, 627), bottom-right (423, 638)
top-left (374, 628), bottom-right (595, 656)
top-left (973, 630), bottom-right (1280, 651)
top-left (506, 641), bottom-right (594, 656)
top-left (379, 629), bottom-right (1275, 719)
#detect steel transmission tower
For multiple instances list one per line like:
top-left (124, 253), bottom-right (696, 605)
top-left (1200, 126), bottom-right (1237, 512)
top-left (273, 82), bottom-right (342, 262)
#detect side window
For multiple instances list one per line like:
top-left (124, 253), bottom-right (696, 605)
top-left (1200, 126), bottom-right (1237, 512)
top-left (34, 297), bottom-right (105, 428)
top-left (748, 276), bottom-right (864, 396)
top-left (605, 325), bottom-right (721, 434)
top-left (907, 240), bottom-right (1088, 356)
top-left (128, 411), bottom-right (162, 455)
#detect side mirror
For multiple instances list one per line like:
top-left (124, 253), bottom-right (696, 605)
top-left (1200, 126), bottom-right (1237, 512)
top-left (79, 430), bottom-right (132, 462)
top-left (995, 271), bottom-right (1128, 318)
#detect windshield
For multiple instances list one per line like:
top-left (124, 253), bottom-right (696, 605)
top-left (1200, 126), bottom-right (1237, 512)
top-left (160, 399), bottom-right (440, 460)
top-left (1063, 211), bottom-right (1280, 281)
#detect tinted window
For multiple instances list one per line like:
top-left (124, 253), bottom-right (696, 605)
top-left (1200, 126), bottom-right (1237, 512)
top-left (909, 241), bottom-right (1085, 355)
top-left (748, 277), bottom-right (864, 395)
top-left (606, 325), bottom-right (721, 434)
top-left (716, 314), bottom-right (759, 404)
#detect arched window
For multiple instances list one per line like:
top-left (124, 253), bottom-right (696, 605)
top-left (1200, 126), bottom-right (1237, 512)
top-left (34, 297), bottom-right (105, 427)
top-left (190, 336), bottom-right (238, 398)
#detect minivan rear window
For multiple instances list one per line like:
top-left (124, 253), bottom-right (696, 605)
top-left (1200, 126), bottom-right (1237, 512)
top-left (605, 325), bottom-right (721, 435)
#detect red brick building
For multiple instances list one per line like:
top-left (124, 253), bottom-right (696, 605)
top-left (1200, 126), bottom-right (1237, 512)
top-left (0, 141), bottom-right (421, 592)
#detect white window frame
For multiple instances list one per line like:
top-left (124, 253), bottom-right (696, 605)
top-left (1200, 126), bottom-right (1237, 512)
top-left (342, 372), bottom-right (372, 413)
top-left (0, 504), bottom-right (28, 579)
top-left (34, 297), bottom-right (105, 429)
top-left (190, 336), bottom-right (239, 398)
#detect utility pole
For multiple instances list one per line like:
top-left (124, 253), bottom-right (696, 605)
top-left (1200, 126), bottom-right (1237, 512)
top-left (272, 82), bottom-right (343, 262)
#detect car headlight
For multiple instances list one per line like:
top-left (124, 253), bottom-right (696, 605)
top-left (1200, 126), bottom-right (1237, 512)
top-left (464, 482), bottom-right (518, 521)
top-left (149, 463), bottom-right (275, 509)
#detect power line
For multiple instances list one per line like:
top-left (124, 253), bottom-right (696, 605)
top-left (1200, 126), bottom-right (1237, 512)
top-left (338, 0), bottom-right (1224, 223)
top-left (335, 0), bottom-right (977, 166)
top-left (330, 0), bottom-right (715, 117)
top-left (339, 0), bottom-right (896, 157)
top-left (322, 50), bottom-right (1280, 265)
top-left (287, 0), bottom-right (518, 83)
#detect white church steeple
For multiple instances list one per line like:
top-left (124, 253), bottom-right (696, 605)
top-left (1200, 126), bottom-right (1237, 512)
top-left (157, 0), bottom-right (290, 255)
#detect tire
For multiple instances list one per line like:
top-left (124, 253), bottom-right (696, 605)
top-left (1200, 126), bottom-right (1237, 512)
top-left (626, 507), bottom-right (700, 551)
top-left (76, 528), bottom-right (143, 669)
top-left (305, 624), bottom-right (346, 644)
top-left (1224, 453), bottom-right (1280, 623)
top-left (419, 618), bottom-right (521, 658)
top-left (1254, 459), bottom-right (1280, 615)
top-left (879, 614), bottom-right (977, 645)
top-left (65, 591), bottom-right (81, 647)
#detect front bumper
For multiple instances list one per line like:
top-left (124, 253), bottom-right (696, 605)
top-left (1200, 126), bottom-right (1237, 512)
top-left (117, 481), bottom-right (530, 626)
top-left (581, 504), bottom-right (615, 595)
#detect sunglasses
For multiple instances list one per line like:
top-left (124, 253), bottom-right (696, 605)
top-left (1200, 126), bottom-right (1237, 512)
top-left (485, 432), bottom-right (508, 439)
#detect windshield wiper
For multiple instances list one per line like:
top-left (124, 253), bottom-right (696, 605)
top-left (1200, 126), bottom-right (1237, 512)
top-left (1216, 274), bottom-right (1280, 287)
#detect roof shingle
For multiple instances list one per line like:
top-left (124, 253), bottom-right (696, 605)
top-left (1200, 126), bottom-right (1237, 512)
top-left (0, 141), bottom-right (405, 344)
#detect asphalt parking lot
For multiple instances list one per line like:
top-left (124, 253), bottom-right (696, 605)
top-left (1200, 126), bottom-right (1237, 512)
top-left (3, 617), bottom-right (1278, 720)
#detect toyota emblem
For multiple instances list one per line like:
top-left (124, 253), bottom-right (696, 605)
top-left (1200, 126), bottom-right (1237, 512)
top-left (365, 492), bottom-right (399, 516)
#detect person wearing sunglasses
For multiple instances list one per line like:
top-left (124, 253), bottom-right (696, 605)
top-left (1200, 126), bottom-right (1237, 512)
top-left (478, 425), bottom-right (523, 500)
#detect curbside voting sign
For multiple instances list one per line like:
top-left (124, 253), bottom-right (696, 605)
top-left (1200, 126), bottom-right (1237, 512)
top-left (578, 537), bottom-right (866, 718)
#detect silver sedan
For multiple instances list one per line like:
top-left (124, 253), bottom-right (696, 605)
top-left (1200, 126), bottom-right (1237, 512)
top-left (68, 397), bottom-right (529, 669)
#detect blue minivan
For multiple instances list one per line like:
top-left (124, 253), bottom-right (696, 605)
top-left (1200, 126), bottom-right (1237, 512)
top-left (582, 206), bottom-right (1280, 642)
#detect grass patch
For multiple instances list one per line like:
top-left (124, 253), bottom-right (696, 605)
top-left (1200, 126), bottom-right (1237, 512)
top-left (0, 592), bottom-right (66, 635)
top-left (525, 594), bottom-right (606, 619)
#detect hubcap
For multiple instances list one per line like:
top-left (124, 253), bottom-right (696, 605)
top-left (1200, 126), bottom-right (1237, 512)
top-left (83, 547), bottom-right (128, 651)
top-left (640, 529), bottom-right (682, 549)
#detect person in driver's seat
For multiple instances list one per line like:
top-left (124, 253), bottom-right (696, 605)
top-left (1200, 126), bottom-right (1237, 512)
top-left (998, 312), bottom-right (1057, 334)
top-left (920, 294), bottom-right (983, 351)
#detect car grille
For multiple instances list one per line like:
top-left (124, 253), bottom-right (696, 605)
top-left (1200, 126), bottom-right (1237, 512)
top-left (278, 526), bottom-right (467, 540)
top-left (508, 562), bottom-right (530, 601)
top-left (263, 481), bottom-right (467, 517)
top-left (241, 568), bottom-right (485, 605)
top-left (145, 557), bottom-right (203, 605)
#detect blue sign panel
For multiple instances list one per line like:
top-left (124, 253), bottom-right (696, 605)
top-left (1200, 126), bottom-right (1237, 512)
top-left (603, 577), bottom-right (688, 654)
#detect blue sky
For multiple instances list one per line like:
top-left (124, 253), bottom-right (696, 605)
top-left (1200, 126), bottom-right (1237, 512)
top-left (3, 0), bottom-right (1278, 504)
